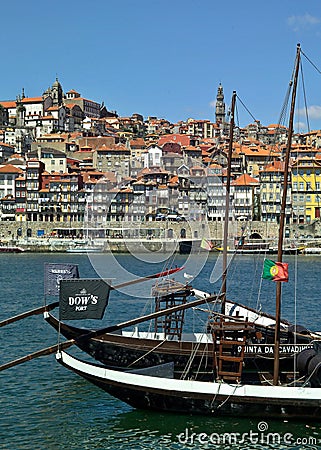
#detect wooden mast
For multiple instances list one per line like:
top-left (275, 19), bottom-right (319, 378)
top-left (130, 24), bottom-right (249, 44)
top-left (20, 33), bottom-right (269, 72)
top-left (273, 43), bottom-right (301, 385)
top-left (221, 91), bottom-right (236, 312)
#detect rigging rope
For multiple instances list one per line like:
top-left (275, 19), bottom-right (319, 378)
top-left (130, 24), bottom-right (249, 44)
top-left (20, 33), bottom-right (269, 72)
top-left (299, 59), bottom-right (311, 133)
top-left (301, 49), bottom-right (321, 76)
top-left (235, 94), bottom-right (257, 123)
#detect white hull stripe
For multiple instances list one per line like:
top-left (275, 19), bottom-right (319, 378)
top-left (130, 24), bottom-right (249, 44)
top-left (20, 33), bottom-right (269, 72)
top-left (58, 351), bottom-right (321, 401)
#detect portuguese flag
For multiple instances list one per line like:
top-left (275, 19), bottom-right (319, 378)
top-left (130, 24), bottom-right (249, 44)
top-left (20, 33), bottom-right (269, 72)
top-left (262, 259), bottom-right (289, 282)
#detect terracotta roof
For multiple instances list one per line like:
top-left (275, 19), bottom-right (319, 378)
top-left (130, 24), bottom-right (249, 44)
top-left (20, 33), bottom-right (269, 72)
top-left (208, 163), bottom-right (222, 169)
top-left (169, 175), bottom-right (179, 183)
top-left (132, 180), bottom-right (146, 185)
top-left (0, 101), bottom-right (16, 108)
top-left (261, 160), bottom-right (284, 172)
top-left (0, 164), bottom-right (23, 174)
top-left (232, 173), bottom-right (259, 186)
top-left (184, 145), bottom-right (200, 151)
top-left (0, 142), bottom-right (15, 148)
top-left (97, 143), bottom-right (128, 152)
top-left (41, 115), bottom-right (55, 120)
top-left (267, 124), bottom-right (287, 129)
top-left (130, 138), bottom-right (146, 148)
top-left (22, 97), bottom-right (43, 103)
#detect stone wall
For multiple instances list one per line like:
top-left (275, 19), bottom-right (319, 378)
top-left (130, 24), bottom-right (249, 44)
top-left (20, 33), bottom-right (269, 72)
top-left (1, 220), bottom-right (315, 241)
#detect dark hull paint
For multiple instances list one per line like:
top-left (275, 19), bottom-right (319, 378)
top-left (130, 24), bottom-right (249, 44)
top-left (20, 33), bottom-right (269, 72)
top-left (46, 313), bottom-right (313, 379)
top-left (58, 356), bottom-right (321, 420)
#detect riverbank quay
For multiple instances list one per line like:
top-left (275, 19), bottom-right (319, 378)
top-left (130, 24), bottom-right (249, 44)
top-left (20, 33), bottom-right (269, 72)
top-left (0, 220), bottom-right (320, 252)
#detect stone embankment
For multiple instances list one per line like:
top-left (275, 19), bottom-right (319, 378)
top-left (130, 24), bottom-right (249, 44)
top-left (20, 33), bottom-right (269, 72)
top-left (0, 220), bottom-right (319, 252)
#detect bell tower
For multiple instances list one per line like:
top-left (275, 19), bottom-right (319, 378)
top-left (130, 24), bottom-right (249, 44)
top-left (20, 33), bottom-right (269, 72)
top-left (215, 83), bottom-right (226, 125)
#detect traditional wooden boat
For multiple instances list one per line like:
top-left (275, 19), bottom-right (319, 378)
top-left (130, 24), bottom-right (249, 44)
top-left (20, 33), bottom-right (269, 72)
top-left (0, 245), bottom-right (25, 253)
top-left (44, 292), bottom-right (315, 377)
top-left (66, 241), bottom-right (104, 253)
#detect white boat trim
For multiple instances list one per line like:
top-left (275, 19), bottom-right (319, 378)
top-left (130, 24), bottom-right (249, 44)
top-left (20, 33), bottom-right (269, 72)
top-left (57, 351), bottom-right (321, 401)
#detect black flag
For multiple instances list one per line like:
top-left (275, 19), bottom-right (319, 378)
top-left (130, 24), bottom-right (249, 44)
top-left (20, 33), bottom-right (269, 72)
top-left (59, 279), bottom-right (110, 320)
top-left (44, 263), bottom-right (79, 297)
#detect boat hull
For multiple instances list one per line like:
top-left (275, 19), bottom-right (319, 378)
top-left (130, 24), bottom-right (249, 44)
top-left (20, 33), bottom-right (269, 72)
top-left (0, 246), bottom-right (25, 253)
top-left (57, 351), bottom-right (321, 419)
top-left (45, 312), bottom-right (314, 377)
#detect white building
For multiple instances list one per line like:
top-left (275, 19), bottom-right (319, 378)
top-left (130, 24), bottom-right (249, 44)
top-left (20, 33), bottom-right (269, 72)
top-left (0, 164), bottom-right (23, 198)
top-left (143, 145), bottom-right (162, 168)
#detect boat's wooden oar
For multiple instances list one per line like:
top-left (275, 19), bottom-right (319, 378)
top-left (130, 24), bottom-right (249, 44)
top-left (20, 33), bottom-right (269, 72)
top-left (0, 340), bottom-right (75, 372)
top-left (0, 266), bottom-right (183, 329)
top-left (0, 293), bottom-right (221, 372)
top-left (0, 302), bottom-right (59, 328)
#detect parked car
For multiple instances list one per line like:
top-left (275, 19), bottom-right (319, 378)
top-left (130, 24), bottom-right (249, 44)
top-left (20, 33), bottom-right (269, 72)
top-left (155, 213), bottom-right (166, 221)
top-left (166, 213), bottom-right (185, 222)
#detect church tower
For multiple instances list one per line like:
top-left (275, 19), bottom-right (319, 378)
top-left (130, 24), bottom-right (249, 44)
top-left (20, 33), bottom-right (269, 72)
top-left (215, 83), bottom-right (226, 125)
top-left (51, 77), bottom-right (63, 106)
top-left (43, 78), bottom-right (64, 106)
top-left (16, 94), bottom-right (26, 127)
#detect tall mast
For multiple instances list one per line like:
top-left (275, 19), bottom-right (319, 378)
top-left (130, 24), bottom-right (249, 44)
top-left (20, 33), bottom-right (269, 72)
top-left (221, 91), bottom-right (236, 313)
top-left (273, 44), bottom-right (301, 385)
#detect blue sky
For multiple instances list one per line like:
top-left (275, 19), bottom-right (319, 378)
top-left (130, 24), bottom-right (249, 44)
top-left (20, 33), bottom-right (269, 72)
top-left (2, 0), bottom-right (321, 131)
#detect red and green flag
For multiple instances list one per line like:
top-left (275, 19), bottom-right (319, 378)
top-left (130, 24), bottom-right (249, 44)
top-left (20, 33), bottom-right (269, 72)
top-left (262, 259), bottom-right (289, 282)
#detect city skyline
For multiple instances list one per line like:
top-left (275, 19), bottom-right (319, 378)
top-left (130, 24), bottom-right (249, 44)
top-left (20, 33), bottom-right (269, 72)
top-left (2, 1), bottom-right (321, 131)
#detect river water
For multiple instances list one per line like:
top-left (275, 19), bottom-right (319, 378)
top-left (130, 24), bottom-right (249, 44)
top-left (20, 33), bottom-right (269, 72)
top-left (0, 251), bottom-right (320, 449)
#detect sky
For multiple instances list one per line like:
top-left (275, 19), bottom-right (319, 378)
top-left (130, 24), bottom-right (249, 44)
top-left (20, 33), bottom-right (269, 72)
top-left (2, 0), bottom-right (321, 132)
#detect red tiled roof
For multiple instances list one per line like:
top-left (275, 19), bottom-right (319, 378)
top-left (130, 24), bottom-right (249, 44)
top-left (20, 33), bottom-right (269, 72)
top-left (261, 160), bottom-right (284, 172)
top-left (22, 97), bottom-right (43, 103)
top-left (232, 173), bottom-right (259, 186)
top-left (0, 101), bottom-right (16, 108)
top-left (0, 164), bottom-right (23, 174)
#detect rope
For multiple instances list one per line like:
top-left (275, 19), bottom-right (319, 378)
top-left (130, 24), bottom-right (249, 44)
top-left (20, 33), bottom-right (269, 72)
top-left (301, 49), bottom-right (321, 76)
top-left (126, 339), bottom-right (167, 367)
top-left (299, 60), bottom-right (310, 133)
top-left (215, 382), bottom-right (241, 410)
top-left (235, 94), bottom-right (257, 122)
